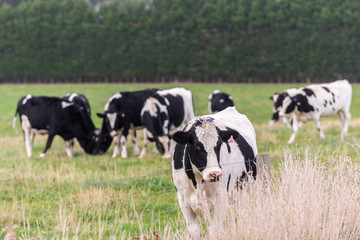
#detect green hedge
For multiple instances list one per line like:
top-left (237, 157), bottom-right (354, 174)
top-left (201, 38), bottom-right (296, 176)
top-left (1, 0), bottom-right (360, 83)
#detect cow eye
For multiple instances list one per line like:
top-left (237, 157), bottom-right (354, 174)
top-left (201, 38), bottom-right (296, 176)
top-left (196, 146), bottom-right (201, 151)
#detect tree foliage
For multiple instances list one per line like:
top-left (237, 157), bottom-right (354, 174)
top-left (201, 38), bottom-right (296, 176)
top-left (0, 0), bottom-right (360, 83)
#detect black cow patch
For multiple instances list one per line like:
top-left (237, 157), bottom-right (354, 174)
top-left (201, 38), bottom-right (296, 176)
top-left (184, 146), bottom-right (197, 188)
top-left (173, 143), bottom-right (186, 170)
top-left (292, 94), bottom-right (315, 113)
top-left (274, 92), bottom-right (288, 109)
top-left (285, 101), bottom-right (296, 114)
top-left (227, 174), bottom-right (231, 191)
top-left (272, 111), bottom-right (280, 121)
top-left (303, 88), bottom-right (316, 97)
top-left (322, 87), bottom-right (330, 92)
top-left (234, 134), bottom-right (257, 179)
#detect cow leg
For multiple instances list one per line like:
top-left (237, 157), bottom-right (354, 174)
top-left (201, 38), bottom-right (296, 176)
top-left (158, 136), bottom-right (171, 158)
top-left (205, 184), bottom-right (226, 238)
top-left (65, 139), bottom-right (74, 157)
top-left (340, 109), bottom-right (351, 139)
top-left (112, 135), bottom-right (121, 158)
top-left (24, 129), bottom-right (33, 157)
top-left (21, 116), bottom-right (32, 157)
top-left (130, 130), bottom-right (140, 155)
top-left (177, 192), bottom-right (200, 239)
top-left (120, 135), bottom-right (128, 158)
top-left (288, 116), bottom-right (299, 144)
top-left (314, 117), bottom-right (325, 139)
top-left (139, 129), bottom-right (148, 159)
top-left (40, 133), bottom-right (55, 158)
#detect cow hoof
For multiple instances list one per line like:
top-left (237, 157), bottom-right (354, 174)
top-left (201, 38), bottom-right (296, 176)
top-left (162, 153), bottom-right (171, 159)
top-left (40, 153), bottom-right (46, 158)
top-left (133, 148), bottom-right (140, 155)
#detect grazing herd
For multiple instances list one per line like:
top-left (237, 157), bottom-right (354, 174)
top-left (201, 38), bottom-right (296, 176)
top-left (12, 80), bottom-right (353, 238)
top-left (270, 79), bottom-right (352, 144)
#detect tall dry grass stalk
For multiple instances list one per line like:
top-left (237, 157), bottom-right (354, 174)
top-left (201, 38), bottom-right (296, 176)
top-left (202, 148), bottom-right (360, 240)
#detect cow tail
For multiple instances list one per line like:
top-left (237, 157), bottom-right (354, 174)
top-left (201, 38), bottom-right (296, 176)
top-left (13, 107), bottom-right (18, 133)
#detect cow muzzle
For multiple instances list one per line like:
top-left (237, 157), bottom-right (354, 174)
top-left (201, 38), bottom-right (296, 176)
top-left (209, 171), bottom-right (222, 182)
top-left (110, 130), bottom-right (117, 137)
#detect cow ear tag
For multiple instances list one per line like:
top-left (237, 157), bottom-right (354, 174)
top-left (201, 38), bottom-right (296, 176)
top-left (297, 101), bottom-right (301, 106)
top-left (121, 113), bottom-right (125, 117)
top-left (228, 135), bottom-right (235, 143)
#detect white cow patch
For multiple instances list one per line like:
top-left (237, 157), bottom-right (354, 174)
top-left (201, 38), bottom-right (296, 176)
top-left (195, 119), bottom-right (219, 153)
top-left (107, 112), bottom-right (117, 129)
top-left (142, 98), bottom-right (168, 117)
top-left (22, 95), bottom-right (32, 105)
top-left (219, 99), bottom-right (224, 103)
top-left (67, 93), bottom-right (78, 102)
top-left (61, 101), bottom-right (73, 108)
top-left (104, 93), bottom-right (122, 111)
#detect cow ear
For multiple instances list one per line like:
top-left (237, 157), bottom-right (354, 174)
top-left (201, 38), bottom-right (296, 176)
top-left (97, 113), bottom-right (105, 118)
top-left (173, 131), bottom-right (190, 145)
top-left (218, 128), bottom-right (240, 143)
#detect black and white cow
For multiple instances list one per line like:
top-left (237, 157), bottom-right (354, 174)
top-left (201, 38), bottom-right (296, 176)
top-left (278, 80), bottom-right (352, 144)
top-left (61, 93), bottom-right (93, 156)
top-left (13, 95), bottom-right (98, 157)
top-left (140, 87), bottom-right (195, 158)
top-left (95, 88), bottom-right (159, 158)
top-left (208, 90), bottom-right (235, 113)
top-left (172, 107), bottom-right (257, 239)
top-left (269, 88), bottom-right (299, 128)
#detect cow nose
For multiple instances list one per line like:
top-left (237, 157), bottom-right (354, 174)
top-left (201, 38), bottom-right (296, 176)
top-left (209, 171), bottom-right (222, 182)
top-left (110, 130), bottom-right (117, 137)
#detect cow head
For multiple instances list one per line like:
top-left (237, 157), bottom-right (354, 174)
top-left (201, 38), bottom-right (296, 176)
top-left (79, 129), bottom-right (101, 155)
top-left (93, 112), bottom-right (126, 154)
top-left (270, 92), bottom-right (290, 122)
top-left (173, 117), bottom-right (239, 182)
top-left (96, 111), bottom-right (128, 137)
top-left (279, 94), bottom-right (315, 117)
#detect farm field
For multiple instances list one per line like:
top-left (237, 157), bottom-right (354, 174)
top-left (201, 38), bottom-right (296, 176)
top-left (1, 83), bottom-right (360, 239)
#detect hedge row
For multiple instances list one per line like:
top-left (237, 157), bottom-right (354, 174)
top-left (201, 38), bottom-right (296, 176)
top-left (1, 0), bottom-right (360, 83)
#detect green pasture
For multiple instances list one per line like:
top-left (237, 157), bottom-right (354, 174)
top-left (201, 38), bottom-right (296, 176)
top-left (0, 83), bottom-right (359, 239)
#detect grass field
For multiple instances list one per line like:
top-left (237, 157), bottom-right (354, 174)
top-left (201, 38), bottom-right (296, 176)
top-left (0, 83), bottom-right (359, 239)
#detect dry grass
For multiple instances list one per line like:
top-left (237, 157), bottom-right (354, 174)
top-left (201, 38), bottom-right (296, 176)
top-left (160, 147), bottom-right (360, 240)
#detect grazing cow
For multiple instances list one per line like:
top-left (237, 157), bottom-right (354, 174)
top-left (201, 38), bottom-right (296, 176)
top-left (269, 88), bottom-right (299, 127)
top-left (96, 88), bottom-right (159, 158)
top-left (61, 93), bottom-right (92, 156)
top-left (13, 95), bottom-right (98, 157)
top-left (278, 80), bottom-right (352, 144)
top-left (140, 87), bottom-right (195, 158)
top-left (208, 90), bottom-right (235, 113)
top-left (172, 107), bottom-right (257, 239)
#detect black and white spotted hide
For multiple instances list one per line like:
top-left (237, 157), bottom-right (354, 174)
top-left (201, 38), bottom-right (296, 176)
top-left (279, 80), bottom-right (352, 144)
top-left (13, 95), bottom-right (98, 157)
top-left (171, 107), bottom-right (257, 239)
top-left (140, 87), bottom-right (195, 158)
top-left (95, 88), bottom-right (159, 158)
